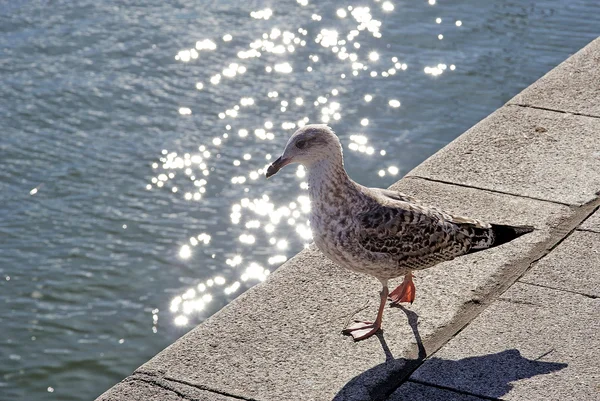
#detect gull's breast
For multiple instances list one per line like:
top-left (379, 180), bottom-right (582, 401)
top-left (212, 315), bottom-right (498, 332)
top-left (309, 200), bottom-right (381, 273)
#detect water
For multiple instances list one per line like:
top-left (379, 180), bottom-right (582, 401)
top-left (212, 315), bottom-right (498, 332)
top-left (1, 0), bottom-right (598, 399)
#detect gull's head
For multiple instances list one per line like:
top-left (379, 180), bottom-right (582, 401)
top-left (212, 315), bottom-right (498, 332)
top-left (266, 124), bottom-right (342, 178)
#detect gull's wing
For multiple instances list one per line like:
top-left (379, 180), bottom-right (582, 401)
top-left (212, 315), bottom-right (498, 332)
top-left (370, 187), bottom-right (490, 228)
top-left (357, 188), bottom-right (494, 268)
top-left (369, 188), bottom-right (420, 204)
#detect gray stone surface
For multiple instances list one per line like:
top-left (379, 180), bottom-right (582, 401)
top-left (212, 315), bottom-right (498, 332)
top-left (129, 180), bottom-right (571, 401)
top-left (411, 282), bottom-right (600, 400)
top-left (406, 106), bottom-right (600, 206)
top-left (388, 381), bottom-right (487, 401)
top-left (508, 37), bottom-right (600, 117)
top-left (580, 208), bottom-right (600, 233)
top-left (97, 379), bottom-right (186, 401)
top-left (96, 376), bottom-right (237, 401)
top-left (521, 230), bottom-right (600, 298)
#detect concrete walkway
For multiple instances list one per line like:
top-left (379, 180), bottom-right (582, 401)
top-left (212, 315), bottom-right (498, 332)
top-left (97, 38), bottom-right (600, 401)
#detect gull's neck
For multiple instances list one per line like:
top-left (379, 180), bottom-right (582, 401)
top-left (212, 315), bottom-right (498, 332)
top-left (306, 157), bottom-right (357, 204)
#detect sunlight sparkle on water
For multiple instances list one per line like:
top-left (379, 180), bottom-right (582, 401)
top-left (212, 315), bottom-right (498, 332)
top-left (250, 8), bottom-right (273, 20)
top-left (382, 2), bottom-right (394, 12)
top-left (196, 39), bottom-right (217, 51)
top-left (241, 263), bottom-right (270, 282)
top-left (351, 135), bottom-right (368, 145)
top-left (239, 234), bottom-right (256, 244)
top-left (268, 255), bottom-right (287, 265)
top-left (316, 29), bottom-right (339, 47)
top-left (179, 245), bottom-right (192, 259)
top-left (274, 62), bottom-right (293, 74)
top-left (424, 64), bottom-right (448, 76)
top-left (224, 282), bottom-right (241, 295)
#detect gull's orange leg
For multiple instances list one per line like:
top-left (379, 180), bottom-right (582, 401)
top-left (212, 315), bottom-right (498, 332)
top-left (343, 285), bottom-right (388, 341)
top-left (389, 271), bottom-right (415, 304)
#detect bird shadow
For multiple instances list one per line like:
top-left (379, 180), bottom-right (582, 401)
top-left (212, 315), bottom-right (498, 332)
top-left (333, 306), bottom-right (567, 401)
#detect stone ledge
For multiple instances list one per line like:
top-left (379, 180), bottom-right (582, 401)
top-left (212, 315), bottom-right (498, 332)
top-left (520, 230), bottom-right (600, 298)
top-left (96, 375), bottom-right (240, 401)
top-left (507, 37), bottom-right (600, 118)
top-left (405, 106), bottom-right (600, 206)
top-left (579, 208), bottom-right (600, 233)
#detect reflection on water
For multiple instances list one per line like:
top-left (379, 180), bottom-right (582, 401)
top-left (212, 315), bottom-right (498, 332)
top-left (149, 0), bottom-right (458, 327)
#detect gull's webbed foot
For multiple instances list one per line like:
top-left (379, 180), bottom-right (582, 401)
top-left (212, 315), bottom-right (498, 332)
top-left (389, 272), bottom-right (416, 304)
top-left (342, 320), bottom-right (381, 341)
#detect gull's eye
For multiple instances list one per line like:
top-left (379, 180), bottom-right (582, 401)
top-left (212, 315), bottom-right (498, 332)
top-left (296, 139), bottom-right (307, 149)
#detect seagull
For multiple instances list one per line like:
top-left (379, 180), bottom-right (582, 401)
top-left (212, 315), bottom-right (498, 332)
top-left (266, 125), bottom-right (532, 341)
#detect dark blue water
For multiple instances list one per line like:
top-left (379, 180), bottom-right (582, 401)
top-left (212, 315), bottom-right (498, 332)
top-left (1, 0), bottom-right (598, 399)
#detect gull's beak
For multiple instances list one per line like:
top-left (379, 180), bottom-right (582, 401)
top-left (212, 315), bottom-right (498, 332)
top-left (266, 156), bottom-right (292, 179)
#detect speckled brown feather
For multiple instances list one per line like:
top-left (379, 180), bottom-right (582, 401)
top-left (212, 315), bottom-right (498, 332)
top-left (357, 188), bottom-right (495, 272)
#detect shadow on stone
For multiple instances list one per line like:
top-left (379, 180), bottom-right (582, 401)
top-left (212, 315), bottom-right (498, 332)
top-left (333, 307), bottom-right (567, 401)
top-left (409, 348), bottom-right (568, 400)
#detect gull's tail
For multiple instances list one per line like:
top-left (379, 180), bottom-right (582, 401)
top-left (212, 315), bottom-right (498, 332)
top-left (491, 224), bottom-right (535, 247)
top-left (467, 223), bottom-right (534, 254)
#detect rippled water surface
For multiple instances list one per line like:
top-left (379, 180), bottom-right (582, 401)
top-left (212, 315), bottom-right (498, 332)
top-left (1, 0), bottom-right (598, 399)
